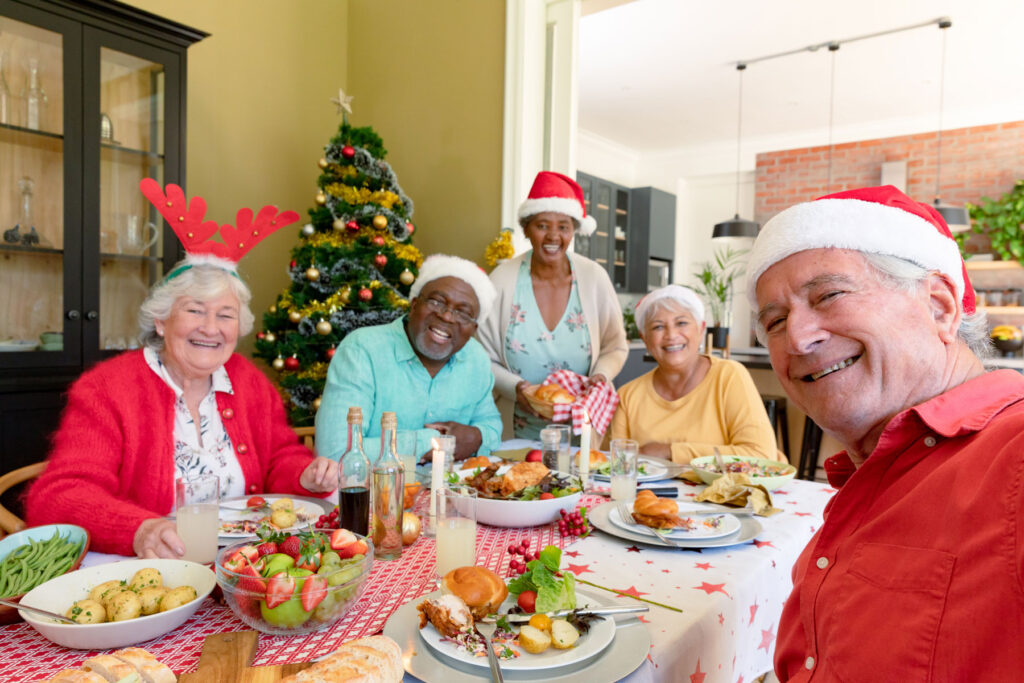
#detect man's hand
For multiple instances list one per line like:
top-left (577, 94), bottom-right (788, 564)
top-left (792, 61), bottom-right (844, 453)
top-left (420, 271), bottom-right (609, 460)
top-left (423, 422), bottom-right (483, 461)
top-left (300, 456), bottom-right (338, 492)
top-left (133, 518), bottom-right (185, 559)
top-left (639, 441), bottom-right (671, 460)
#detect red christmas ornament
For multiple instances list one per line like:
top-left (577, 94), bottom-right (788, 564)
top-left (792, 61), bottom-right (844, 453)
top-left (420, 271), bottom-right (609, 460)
top-left (358, 287), bottom-right (373, 302)
top-left (371, 235), bottom-right (386, 247)
top-left (374, 253), bottom-right (388, 268)
top-left (406, 221), bottom-right (415, 234)
top-left (326, 346), bottom-right (336, 360)
top-left (341, 145), bottom-right (356, 159)
top-left (346, 220), bottom-right (360, 232)
top-left (290, 259), bottom-right (297, 269)
top-left (284, 356), bottom-right (300, 371)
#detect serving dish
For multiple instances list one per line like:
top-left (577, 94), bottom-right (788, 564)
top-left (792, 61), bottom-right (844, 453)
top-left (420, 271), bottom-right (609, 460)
top-left (456, 465), bottom-right (582, 528)
top-left (0, 524), bottom-right (90, 625)
top-left (589, 501), bottom-right (762, 548)
top-left (591, 456), bottom-right (671, 483)
top-left (0, 339), bottom-right (38, 352)
top-left (689, 454), bottom-right (796, 491)
top-left (18, 558), bottom-right (215, 649)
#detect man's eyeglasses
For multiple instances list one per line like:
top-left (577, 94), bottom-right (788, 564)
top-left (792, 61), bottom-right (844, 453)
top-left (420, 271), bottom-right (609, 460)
top-left (421, 295), bottom-right (478, 326)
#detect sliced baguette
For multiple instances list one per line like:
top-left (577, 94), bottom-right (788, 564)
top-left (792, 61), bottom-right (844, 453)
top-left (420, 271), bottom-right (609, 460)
top-left (111, 648), bottom-right (177, 683)
top-left (82, 655), bottom-right (138, 682)
top-left (47, 671), bottom-right (109, 683)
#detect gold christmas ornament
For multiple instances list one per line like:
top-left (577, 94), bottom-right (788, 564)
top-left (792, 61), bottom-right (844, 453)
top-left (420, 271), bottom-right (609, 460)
top-left (306, 267), bottom-right (321, 281)
top-left (316, 319), bottom-right (332, 335)
top-left (264, 332), bottom-right (276, 343)
top-left (399, 268), bottom-right (415, 286)
top-left (372, 215), bottom-right (388, 230)
top-left (313, 397), bottom-right (322, 411)
top-left (269, 305), bottom-right (277, 314)
top-left (288, 310), bottom-right (302, 324)
top-left (340, 288), bottom-right (351, 305)
top-left (333, 218), bottom-right (346, 232)
top-left (315, 191), bottom-right (327, 205)
top-left (272, 357), bottom-right (285, 371)
top-left (318, 157), bottom-right (328, 169)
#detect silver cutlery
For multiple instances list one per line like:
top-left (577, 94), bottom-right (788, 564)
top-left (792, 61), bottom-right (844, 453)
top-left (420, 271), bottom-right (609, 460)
top-left (481, 628), bottom-right (505, 683)
top-left (617, 503), bottom-right (687, 549)
top-left (481, 604), bottom-right (649, 623)
top-left (0, 598), bottom-right (77, 624)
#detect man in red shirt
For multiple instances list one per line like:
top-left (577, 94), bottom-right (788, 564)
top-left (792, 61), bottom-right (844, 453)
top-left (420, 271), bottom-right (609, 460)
top-left (746, 185), bottom-right (1024, 681)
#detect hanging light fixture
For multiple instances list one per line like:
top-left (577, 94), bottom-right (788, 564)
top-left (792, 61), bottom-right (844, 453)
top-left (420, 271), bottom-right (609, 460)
top-left (824, 43), bottom-right (839, 193)
top-left (713, 63), bottom-right (760, 239)
top-left (932, 18), bottom-right (970, 232)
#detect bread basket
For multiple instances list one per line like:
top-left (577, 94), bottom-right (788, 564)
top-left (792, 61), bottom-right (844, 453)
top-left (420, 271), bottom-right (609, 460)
top-left (522, 384), bottom-right (566, 419)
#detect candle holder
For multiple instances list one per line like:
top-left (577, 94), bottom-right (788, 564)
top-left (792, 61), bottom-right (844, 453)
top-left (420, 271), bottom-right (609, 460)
top-left (424, 434), bottom-right (456, 537)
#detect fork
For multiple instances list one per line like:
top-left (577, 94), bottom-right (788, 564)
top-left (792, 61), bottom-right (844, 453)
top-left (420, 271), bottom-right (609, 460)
top-left (617, 503), bottom-right (685, 549)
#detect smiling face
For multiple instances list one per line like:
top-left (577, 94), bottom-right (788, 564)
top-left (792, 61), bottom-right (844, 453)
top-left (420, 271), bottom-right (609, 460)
top-left (642, 302), bottom-right (705, 374)
top-left (523, 212), bottom-right (576, 266)
top-left (155, 291), bottom-right (240, 385)
top-left (407, 276), bottom-right (480, 370)
top-left (755, 248), bottom-right (956, 455)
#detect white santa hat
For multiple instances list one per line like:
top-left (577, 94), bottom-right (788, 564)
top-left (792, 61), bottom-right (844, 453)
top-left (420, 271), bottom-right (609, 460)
top-left (746, 185), bottom-right (976, 314)
top-left (410, 254), bottom-right (497, 322)
top-left (518, 171), bottom-right (598, 236)
top-left (634, 284), bottom-right (706, 333)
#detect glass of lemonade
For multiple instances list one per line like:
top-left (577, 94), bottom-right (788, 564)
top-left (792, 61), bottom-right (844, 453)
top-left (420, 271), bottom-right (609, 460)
top-left (174, 474), bottom-right (220, 564)
top-left (609, 439), bottom-right (639, 503)
top-left (434, 484), bottom-right (477, 584)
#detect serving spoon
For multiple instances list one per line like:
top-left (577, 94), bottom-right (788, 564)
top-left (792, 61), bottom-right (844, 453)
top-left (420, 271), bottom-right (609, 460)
top-left (0, 598), bottom-right (77, 624)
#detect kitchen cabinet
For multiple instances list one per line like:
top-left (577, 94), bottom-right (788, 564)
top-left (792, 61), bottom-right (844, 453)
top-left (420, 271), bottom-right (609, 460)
top-left (0, 0), bottom-right (204, 481)
top-left (575, 171), bottom-right (632, 291)
top-left (630, 186), bottom-right (676, 292)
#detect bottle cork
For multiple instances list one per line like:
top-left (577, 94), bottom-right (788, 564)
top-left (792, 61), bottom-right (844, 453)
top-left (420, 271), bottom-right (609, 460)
top-left (347, 406), bottom-right (362, 424)
top-left (381, 411), bottom-right (397, 429)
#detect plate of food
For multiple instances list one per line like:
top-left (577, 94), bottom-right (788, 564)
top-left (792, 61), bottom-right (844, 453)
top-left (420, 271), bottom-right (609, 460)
top-left (458, 461), bottom-right (582, 527)
top-left (588, 499), bottom-right (762, 549)
top-left (217, 495), bottom-right (331, 541)
top-left (590, 455), bottom-right (670, 483)
top-left (608, 491), bottom-right (741, 540)
top-left (689, 455), bottom-right (797, 491)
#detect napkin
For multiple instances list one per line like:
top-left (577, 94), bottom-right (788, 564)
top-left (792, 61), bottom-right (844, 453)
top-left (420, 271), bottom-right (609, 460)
top-left (543, 369), bottom-right (619, 436)
top-left (695, 473), bottom-right (780, 516)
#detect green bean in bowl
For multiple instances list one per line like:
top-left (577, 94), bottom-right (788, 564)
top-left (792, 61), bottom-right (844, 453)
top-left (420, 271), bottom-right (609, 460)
top-left (0, 524), bottom-right (90, 624)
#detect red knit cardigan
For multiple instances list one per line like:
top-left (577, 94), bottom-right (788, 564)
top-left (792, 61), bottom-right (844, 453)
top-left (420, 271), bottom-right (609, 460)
top-left (26, 351), bottom-right (321, 555)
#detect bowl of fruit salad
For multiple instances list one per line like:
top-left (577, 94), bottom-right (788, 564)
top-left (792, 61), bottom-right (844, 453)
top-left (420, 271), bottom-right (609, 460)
top-left (215, 528), bottom-right (373, 635)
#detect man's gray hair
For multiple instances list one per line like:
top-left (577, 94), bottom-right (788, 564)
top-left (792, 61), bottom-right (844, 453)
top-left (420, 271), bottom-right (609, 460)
top-left (138, 263), bottom-right (255, 350)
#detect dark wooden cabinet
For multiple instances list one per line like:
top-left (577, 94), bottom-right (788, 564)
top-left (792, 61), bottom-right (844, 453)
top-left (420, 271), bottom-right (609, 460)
top-left (630, 186), bottom-right (677, 292)
top-left (575, 171), bottom-right (632, 291)
top-left (0, 0), bottom-right (204, 478)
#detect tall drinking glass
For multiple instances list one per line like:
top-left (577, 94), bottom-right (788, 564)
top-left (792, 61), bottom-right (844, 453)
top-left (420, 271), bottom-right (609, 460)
top-left (609, 439), bottom-right (639, 503)
top-left (395, 430), bottom-right (421, 481)
top-left (434, 484), bottom-right (477, 584)
top-left (174, 474), bottom-right (220, 564)
top-left (546, 424), bottom-right (572, 473)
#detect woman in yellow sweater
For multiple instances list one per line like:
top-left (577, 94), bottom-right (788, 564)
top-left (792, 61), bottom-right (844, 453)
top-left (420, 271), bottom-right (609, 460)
top-left (610, 284), bottom-right (782, 464)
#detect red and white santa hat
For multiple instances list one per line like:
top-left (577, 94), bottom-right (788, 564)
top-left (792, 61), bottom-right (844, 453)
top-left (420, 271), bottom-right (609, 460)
top-left (746, 185), bottom-right (975, 314)
top-left (518, 171), bottom-right (597, 236)
top-left (410, 254), bottom-right (497, 322)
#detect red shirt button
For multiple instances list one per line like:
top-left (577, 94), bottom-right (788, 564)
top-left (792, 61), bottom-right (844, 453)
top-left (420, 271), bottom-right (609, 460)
top-left (222, 408), bottom-right (234, 419)
top-left (249, 484), bottom-right (257, 493)
top-left (237, 443), bottom-right (248, 454)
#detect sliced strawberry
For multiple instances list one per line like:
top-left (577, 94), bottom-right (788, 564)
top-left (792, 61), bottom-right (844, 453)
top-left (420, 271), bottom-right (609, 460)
top-left (238, 544), bottom-right (260, 563)
top-left (279, 535), bottom-right (302, 559)
top-left (336, 539), bottom-right (368, 559)
top-left (296, 551), bottom-right (321, 572)
top-left (223, 546), bottom-right (255, 572)
top-left (329, 529), bottom-right (357, 551)
top-left (234, 565), bottom-right (267, 618)
top-left (265, 572), bottom-right (296, 609)
top-left (256, 541), bottom-right (278, 557)
top-left (300, 575), bottom-right (328, 612)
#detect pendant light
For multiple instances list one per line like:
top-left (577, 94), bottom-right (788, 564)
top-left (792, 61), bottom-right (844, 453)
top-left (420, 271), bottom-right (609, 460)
top-left (932, 18), bottom-right (970, 232)
top-left (713, 63), bottom-right (759, 239)
top-left (825, 43), bottom-right (839, 193)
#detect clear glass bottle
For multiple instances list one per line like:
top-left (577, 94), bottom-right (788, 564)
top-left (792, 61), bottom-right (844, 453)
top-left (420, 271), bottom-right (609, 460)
top-left (24, 57), bottom-right (46, 131)
top-left (17, 176), bottom-right (34, 232)
top-left (337, 406), bottom-right (370, 536)
top-left (371, 411), bottom-right (404, 560)
top-left (0, 52), bottom-right (11, 126)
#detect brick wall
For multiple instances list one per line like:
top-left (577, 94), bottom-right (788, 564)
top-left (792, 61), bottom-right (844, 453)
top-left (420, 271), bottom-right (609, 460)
top-left (754, 120), bottom-right (1024, 226)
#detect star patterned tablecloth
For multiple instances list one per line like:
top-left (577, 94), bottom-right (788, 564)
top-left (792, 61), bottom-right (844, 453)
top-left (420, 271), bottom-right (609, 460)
top-left (0, 476), bottom-right (833, 682)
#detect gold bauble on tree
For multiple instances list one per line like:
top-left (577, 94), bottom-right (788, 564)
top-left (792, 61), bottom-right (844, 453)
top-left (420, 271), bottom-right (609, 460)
top-left (372, 215), bottom-right (388, 230)
top-left (272, 357), bottom-right (285, 371)
top-left (333, 218), bottom-right (346, 232)
top-left (269, 305), bottom-right (277, 314)
top-left (316, 319), bottom-right (332, 336)
top-left (340, 287), bottom-right (351, 305)
top-left (313, 397), bottom-right (322, 411)
top-left (399, 268), bottom-right (415, 286)
top-left (315, 192), bottom-right (327, 205)
top-left (306, 267), bottom-right (321, 281)
top-left (264, 332), bottom-right (276, 343)
top-left (318, 157), bottom-right (328, 169)
top-left (288, 310), bottom-right (302, 324)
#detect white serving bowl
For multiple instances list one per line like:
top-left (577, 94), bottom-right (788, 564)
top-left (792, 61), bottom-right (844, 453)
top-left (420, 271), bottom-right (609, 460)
top-left (689, 454), bottom-right (797, 491)
top-left (18, 558), bottom-right (215, 650)
top-left (456, 465), bottom-right (583, 527)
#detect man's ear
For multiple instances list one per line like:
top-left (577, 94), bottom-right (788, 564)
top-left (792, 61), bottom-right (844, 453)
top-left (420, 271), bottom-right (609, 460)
top-left (927, 272), bottom-right (961, 343)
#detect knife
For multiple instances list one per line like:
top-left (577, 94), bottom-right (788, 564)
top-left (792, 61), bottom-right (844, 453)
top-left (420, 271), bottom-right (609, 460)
top-left (593, 487), bottom-right (678, 498)
top-left (480, 604), bottom-right (648, 623)
top-left (484, 631), bottom-right (505, 683)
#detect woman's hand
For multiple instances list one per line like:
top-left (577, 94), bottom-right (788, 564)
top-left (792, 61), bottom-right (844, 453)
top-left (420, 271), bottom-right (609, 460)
top-left (583, 374), bottom-right (609, 390)
top-left (639, 441), bottom-right (671, 459)
top-left (515, 380), bottom-right (544, 417)
top-left (300, 456), bottom-right (338, 493)
top-left (133, 518), bottom-right (185, 559)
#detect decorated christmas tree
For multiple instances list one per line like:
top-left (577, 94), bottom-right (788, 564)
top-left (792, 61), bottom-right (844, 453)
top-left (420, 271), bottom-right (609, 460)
top-left (255, 91), bottom-right (423, 425)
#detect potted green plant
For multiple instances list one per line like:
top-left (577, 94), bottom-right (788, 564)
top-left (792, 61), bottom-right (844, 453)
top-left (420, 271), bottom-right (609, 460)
top-left (961, 179), bottom-right (1024, 264)
top-left (692, 246), bottom-right (748, 348)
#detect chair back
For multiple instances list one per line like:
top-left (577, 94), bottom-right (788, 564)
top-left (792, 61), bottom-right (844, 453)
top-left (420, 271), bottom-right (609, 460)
top-left (294, 426), bottom-right (315, 452)
top-left (0, 462), bottom-right (46, 535)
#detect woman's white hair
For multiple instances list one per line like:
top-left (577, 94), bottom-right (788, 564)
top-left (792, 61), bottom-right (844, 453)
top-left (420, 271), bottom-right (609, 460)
top-left (138, 262), bottom-right (255, 351)
top-left (635, 284), bottom-right (706, 336)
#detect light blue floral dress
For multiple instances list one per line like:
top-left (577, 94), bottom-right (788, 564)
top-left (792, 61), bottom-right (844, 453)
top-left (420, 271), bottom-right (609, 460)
top-left (504, 256), bottom-right (592, 439)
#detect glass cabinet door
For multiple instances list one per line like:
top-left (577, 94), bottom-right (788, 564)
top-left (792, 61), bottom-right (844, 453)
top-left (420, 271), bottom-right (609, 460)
top-left (0, 14), bottom-right (68, 358)
top-left (97, 46), bottom-right (165, 352)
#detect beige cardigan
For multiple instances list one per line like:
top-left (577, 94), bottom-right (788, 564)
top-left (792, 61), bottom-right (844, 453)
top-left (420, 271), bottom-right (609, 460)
top-left (477, 250), bottom-right (628, 438)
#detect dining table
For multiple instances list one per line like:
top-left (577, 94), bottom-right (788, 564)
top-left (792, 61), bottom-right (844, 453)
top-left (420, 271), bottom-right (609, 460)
top-left (0, 444), bottom-right (835, 683)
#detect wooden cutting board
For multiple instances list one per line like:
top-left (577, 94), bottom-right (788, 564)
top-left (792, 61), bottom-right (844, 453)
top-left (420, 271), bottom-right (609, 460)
top-left (177, 630), bottom-right (312, 683)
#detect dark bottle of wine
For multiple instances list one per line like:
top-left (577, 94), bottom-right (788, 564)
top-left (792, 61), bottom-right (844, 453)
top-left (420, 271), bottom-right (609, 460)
top-left (337, 406), bottom-right (370, 536)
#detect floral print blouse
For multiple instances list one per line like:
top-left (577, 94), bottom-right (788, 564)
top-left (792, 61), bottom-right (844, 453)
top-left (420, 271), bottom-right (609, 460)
top-left (144, 347), bottom-right (245, 500)
top-left (504, 257), bottom-right (592, 439)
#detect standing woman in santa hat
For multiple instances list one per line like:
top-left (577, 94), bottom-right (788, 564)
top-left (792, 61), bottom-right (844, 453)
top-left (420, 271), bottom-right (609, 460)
top-left (478, 171), bottom-right (628, 439)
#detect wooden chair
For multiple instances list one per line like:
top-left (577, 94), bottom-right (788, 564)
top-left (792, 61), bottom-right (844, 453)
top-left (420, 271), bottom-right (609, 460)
top-left (0, 462), bottom-right (46, 535)
top-left (294, 426), bottom-right (316, 452)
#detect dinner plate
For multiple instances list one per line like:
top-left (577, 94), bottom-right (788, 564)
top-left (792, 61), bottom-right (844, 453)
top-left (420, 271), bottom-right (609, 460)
top-left (608, 505), bottom-right (741, 540)
top-left (417, 588), bottom-right (615, 672)
top-left (217, 495), bottom-right (332, 543)
top-left (383, 590), bottom-right (650, 682)
top-left (592, 457), bottom-right (670, 483)
top-left (589, 501), bottom-right (762, 548)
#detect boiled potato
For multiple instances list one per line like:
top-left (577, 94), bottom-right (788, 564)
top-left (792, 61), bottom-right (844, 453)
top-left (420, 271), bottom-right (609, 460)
top-left (270, 497), bottom-right (294, 511)
top-left (89, 579), bottom-right (126, 604)
top-left (137, 585), bottom-right (169, 615)
top-left (270, 508), bottom-right (298, 529)
top-left (550, 619), bottom-right (579, 649)
top-left (107, 590), bottom-right (143, 622)
top-left (517, 625), bottom-right (551, 654)
top-left (159, 585), bottom-right (198, 612)
top-left (129, 568), bottom-right (163, 592)
top-left (66, 599), bottom-right (106, 624)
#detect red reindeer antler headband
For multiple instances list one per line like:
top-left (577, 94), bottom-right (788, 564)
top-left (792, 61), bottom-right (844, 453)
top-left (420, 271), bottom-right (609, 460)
top-left (140, 178), bottom-right (299, 278)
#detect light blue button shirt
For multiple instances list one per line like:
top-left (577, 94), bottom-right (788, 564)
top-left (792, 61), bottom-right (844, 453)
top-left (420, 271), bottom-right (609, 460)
top-left (316, 316), bottom-right (502, 462)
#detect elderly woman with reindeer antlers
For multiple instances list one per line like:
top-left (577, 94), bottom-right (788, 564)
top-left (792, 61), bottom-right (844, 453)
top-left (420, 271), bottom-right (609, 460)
top-left (26, 179), bottom-right (337, 558)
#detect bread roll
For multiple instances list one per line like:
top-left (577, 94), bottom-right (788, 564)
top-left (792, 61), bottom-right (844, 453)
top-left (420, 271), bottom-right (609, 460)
top-left (574, 449), bottom-right (608, 468)
top-left (534, 383), bottom-right (574, 404)
top-left (442, 566), bottom-right (509, 619)
top-left (631, 489), bottom-right (685, 529)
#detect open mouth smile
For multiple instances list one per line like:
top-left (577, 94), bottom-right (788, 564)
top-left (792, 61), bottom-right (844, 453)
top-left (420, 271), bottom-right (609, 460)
top-left (427, 325), bottom-right (452, 343)
top-left (189, 339), bottom-right (221, 349)
top-left (542, 244), bottom-right (561, 253)
top-left (802, 355), bottom-right (860, 382)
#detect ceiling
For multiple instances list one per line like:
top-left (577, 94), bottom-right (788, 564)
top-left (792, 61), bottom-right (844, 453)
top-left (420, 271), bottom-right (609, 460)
top-left (578, 0), bottom-right (1024, 156)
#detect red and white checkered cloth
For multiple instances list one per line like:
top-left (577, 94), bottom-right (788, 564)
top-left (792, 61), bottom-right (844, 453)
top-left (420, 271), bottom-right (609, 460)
top-left (542, 369), bottom-right (619, 436)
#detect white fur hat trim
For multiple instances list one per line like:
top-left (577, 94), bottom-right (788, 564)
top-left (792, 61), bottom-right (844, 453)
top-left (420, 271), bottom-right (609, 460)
top-left (518, 197), bottom-right (598, 236)
top-left (410, 254), bottom-right (497, 322)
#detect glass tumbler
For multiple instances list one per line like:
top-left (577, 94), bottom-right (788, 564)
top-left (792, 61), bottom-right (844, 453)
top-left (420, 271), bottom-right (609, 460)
top-left (609, 439), bottom-right (639, 503)
top-left (174, 474), bottom-right (220, 564)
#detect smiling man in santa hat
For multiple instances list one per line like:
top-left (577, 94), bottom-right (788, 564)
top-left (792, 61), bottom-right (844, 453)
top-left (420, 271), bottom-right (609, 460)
top-left (750, 185), bottom-right (1024, 680)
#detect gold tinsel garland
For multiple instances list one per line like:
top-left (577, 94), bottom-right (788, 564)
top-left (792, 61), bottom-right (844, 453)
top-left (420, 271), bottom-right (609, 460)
top-left (305, 232), bottom-right (424, 268)
top-left (325, 183), bottom-right (403, 210)
top-left (485, 229), bottom-right (515, 267)
top-left (297, 362), bottom-right (330, 381)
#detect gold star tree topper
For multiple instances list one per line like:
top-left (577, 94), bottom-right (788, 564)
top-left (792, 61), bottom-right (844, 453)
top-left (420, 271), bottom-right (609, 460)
top-left (331, 87), bottom-right (354, 115)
